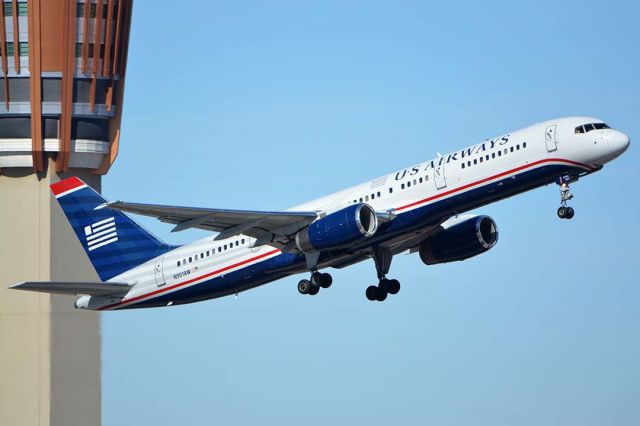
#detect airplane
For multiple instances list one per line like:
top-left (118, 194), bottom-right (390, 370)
top-left (10, 116), bottom-right (630, 310)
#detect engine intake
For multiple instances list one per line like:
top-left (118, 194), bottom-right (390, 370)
top-left (296, 203), bottom-right (378, 252)
top-left (419, 215), bottom-right (498, 265)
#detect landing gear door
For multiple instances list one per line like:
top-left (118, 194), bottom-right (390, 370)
top-left (154, 257), bottom-right (166, 287)
top-left (545, 125), bottom-right (558, 152)
top-left (434, 160), bottom-right (447, 190)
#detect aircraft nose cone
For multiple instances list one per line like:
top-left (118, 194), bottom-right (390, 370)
top-left (610, 130), bottom-right (630, 157)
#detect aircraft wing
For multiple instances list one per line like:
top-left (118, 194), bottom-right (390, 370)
top-left (10, 281), bottom-right (132, 296)
top-left (104, 201), bottom-right (319, 246)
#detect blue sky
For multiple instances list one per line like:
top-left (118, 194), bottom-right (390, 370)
top-left (102, 1), bottom-right (639, 424)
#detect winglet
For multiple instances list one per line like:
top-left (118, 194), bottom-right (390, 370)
top-left (50, 176), bottom-right (87, 198)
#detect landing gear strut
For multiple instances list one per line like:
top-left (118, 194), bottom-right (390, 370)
top-left (366, 246), bottom-right (401, 302)
top-left (557, 177), bottom-right (576, 220)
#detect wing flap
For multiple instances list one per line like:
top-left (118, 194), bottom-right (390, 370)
top-left (9, 281), bottom-right (132, 296)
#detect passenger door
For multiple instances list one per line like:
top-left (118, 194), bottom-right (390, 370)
top-left (154, 257), bottom-right (166, 287)
top-left (434, 161), bottom-right (447, 190)
top-left (545, 125), bottom-right (558, 152)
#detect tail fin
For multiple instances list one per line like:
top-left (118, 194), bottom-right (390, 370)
top-left (51, 177), bottom-right (173, 281)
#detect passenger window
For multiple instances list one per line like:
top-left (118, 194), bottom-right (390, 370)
top-left (235, 241), bottom-right (239, 247)
top-left (479, 157), bottom-right (483, 163)
top-left (498, 151), bottom-right (502, 156)
top-left (189, 257), bottom-right (192, 262)
top-left (218, 247), bottom-right (221, 253)
top-left (424, 175), bottom-right (429, 181)
top-left (371, 194), bottom-right (375, 200)
top-left (413, 179), bottom-right (417, 185)
top-left (200, 253), bottom-right (204, 259)
top-left (516, 144), bottom-right (520, 150)
top-left (485, 155), bottom-right (489, 161)
top-left (389, 187), bottom-right (393, 193)
top-left (461, 163), bottom-right (465, 169)
top-left (242, 238), bottom-right (245, 244)
top-left (510, 146), bottom-right (514, 152)
top-left (473, 159), bottom-right (477, 165)
top-left (419, 177), bottom-right (423, 183)
top-left (359, 197), bottom-right (363, 202)
top-left (177, 261), bottom-right (181, 267)
top-left (407, 181), bottom-right (411, 188)
top-left (467, 161), bottom-right (471, 166)
top-left (492, 153), bottom-right (495, 158)
top-left (377, 191), bottom-right (381, 197)
top-left (224, 244), bottom-right (227, 250)
top-left (504, 149), bottom-right (508, 154)
top-left (365, 195), bottom-right (369, 201)
top-left (401, 183), bottom-right (405, 189)
top-left (523, 142), bottom-right (527, 148)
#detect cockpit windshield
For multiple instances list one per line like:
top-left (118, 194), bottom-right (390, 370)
top-left (575, 122), bottom-right (610, 134)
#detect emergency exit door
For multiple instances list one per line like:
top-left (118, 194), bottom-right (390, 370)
top-left (545, 125), bottom-right (558, 152)
top-left (154, 258), bottom-right (165, 287)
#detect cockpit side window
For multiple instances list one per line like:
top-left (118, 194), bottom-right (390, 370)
top-left (575, 126), bottom-right (584, 134)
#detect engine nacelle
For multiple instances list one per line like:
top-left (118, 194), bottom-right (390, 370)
top-left (419, 215), bottom-right (498, 265)
top-left (296, 203), bottom-right (378, 252)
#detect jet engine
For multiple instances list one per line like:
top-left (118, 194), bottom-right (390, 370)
top-left (295, 203), bottom-right (378, 252)
top-left (419, 215), bottom-right (498, 265)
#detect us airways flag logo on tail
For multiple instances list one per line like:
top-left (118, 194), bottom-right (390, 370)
top-left (84, 217), bottom-right (118, 251)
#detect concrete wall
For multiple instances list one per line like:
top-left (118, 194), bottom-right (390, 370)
top-left (0, 160), bottom-right (101, 426)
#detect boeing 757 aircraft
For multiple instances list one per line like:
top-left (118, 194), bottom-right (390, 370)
top-left (10, 117), bottom-right (630, 309)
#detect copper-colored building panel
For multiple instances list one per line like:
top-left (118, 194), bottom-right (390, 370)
top-left (56, 0), bottom-right (77, 172)
top-left (39, 0), bottom-right (66, 71)
top-left (27, 0), bottom-right (44, 172)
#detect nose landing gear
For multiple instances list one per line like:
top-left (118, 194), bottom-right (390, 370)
top-left (557, 177), bottom-right (576, 219)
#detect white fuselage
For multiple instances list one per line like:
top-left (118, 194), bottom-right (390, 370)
top-left (81, 116), bottom-right (629, 310)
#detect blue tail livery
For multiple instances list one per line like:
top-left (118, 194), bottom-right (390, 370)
top-left (50, 177), bottom-right (175, 281)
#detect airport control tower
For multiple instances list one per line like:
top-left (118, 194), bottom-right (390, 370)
top-left (0, 1), bottom-right (132, 425)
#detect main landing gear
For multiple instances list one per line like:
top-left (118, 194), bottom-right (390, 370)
top-left (298, 271), bottom-right (333, 296)
top-left (557, 177), bottom-right (576, 220)
top-left (366, 246), bottom-right (401, 302)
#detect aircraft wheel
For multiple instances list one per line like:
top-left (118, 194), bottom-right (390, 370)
top-left (376, 289), bottom-right (388, 302)
top-left (387, 279), bottom-right (400, 295)
top-left (319, 273), bottom-right (333, 288)
top-left (298, 279), bottom-right (311, 295)
top-left (557, 206), bottom-right (567, 219)
top-left (366, 286), bottom-right (378, 301)
top-left (308, 284), bottom-right (320, 296)
top-left (566, 207), bottom-right (575, 219)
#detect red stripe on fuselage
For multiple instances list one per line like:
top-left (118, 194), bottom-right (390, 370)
top-left (395, 158), bottom-right (593, 212)
top-left (50, 176), bottom-right (86, 196)
top-left (99, 248), bottom-right (281, 310)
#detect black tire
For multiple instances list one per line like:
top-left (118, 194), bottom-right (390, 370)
top-left (376, 288), bottom-right (388, 302)
top-left (311, 272), bottom-right (322, 286)
top-left (387, 279), bottom-right (400, 295)
top-left (298, 279), bottom-right (311, 295)
top-left (366, 286), bottom-right (378, 301)
top-left (557, 206), bottom-right (567, 219)
top-left (566, 207), bottom-right (575, 219)
top-left (319, 273), bottom-right (333, 288)
top-left (308, 284), bottom-right (320, 295)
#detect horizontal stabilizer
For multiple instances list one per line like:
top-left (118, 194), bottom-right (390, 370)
top-left (9, 281), bottom-right (132, 296)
